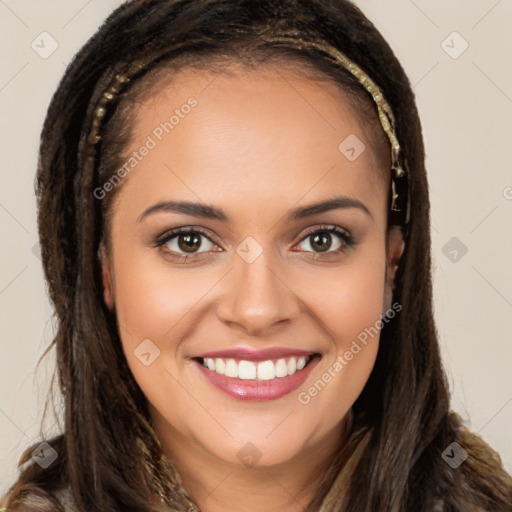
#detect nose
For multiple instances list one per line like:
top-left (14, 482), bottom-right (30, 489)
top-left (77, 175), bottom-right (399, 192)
top-left (215, 250), bottom-right (301, 336)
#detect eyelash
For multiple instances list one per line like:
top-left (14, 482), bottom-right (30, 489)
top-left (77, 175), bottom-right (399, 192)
top-left (153, 225), bottom-right (357, 263)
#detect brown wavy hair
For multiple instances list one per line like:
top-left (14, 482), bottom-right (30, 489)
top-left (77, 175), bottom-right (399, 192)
top-left (2, 0), bottom-right (512, 511)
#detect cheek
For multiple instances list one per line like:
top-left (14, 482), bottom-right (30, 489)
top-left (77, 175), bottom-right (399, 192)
top-left (111, 255), bottom-right (216, 420)
top-left (293, 247), bottom-right (386, 419)
top-left (113, 253), bottom-right (218, 356)
top-left (328, 265), bottom-right (385, 348)
top-left (299, 248), bottom-right (387, 348)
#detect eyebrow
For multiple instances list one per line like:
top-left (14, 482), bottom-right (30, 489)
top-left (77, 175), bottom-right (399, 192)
top-left (138, 196), bottom-right (373, 223)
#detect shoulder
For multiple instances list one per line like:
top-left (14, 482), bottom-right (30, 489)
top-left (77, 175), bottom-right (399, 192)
top-left (447, 424), bottom-right (512, 510)
top-left (1, 486), bottom-right (75, 512)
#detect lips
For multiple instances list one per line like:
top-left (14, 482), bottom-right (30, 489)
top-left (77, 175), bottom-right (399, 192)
top-left (191, 347), bottom-right (321, 401)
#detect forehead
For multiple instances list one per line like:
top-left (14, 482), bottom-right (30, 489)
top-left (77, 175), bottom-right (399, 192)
top-left (134, 63), bottom-right (382, 146)
top-left (112, 65), bottom-right (389, 223)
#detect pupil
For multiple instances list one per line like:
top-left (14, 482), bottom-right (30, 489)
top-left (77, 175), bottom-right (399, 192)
top-left (178, 233), bottom-right (201, 253)
top-left (312, 232), bottom-right (331, 252)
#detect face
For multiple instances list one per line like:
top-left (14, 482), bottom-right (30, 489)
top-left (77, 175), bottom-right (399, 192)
top-left (100, 64), bottom-right (404, 470)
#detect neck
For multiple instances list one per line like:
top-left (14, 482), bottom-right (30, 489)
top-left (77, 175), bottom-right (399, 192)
top-left (152, 412), bottom-right (353, 512)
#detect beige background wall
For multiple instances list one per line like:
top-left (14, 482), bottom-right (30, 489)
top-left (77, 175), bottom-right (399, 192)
top-left (1, 0), bottom-right (511, 493)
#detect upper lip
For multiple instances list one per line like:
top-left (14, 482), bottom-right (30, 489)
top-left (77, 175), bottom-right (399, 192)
top-left (194, 347), bottom-right (317, 362)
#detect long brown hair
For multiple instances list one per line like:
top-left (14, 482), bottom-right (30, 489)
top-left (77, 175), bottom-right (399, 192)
top-left (2, 1), bottom-right (511, 511)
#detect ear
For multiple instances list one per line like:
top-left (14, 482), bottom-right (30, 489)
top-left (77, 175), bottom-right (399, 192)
top-left (98, 241), bottom-right (114, 310)
top-left (384, 226), bottom-right (405, 308)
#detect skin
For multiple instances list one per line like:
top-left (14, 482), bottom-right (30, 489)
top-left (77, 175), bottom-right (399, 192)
top-left (100, 64), bottom-right (404, 511)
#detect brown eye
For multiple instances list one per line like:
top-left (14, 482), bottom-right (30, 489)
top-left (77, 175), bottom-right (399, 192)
top-left (177, 232), bottom-right (203, 253)
top-left (309, 232), bottom-right (332, 252)
top-left (295, 226), bottom-right (355, 255)
top-left (156, 229), bottom-right (217, 256)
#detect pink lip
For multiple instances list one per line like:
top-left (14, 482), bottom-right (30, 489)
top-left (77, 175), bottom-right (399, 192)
top-left (194, 347), bottom-right (316, 362)
top-left (194, 356), bottom-right (320, 401)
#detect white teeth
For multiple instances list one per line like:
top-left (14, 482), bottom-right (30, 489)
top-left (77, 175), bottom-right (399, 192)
top-left (224, 359), bottom-right (238, 378)
top-left (275, 358), bottom-right (288, 378)
top-left (257, 360), bottom-right (275, 380)
top-left (238, 360), bottom-right (257, 380)
top-left (287, 357), bottom-right (297, 375)
top-left (200, 355), bottom-right (313, 381)
top-left (215, 358), bottom-right (225, 375)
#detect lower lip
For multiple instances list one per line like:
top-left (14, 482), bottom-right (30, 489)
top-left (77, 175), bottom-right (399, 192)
top-left (194, 357), bottom-right (320, 401)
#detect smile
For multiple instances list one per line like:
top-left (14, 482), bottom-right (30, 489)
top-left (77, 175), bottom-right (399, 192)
top-left (192, 350), bottom-right (321, 401)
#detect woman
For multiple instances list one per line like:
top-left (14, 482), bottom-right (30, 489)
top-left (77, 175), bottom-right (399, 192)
top-left (2, 0), bottom-right (511, 511)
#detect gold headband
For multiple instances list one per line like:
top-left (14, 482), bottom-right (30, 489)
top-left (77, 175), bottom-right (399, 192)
top-left (88, 33), bottom-right (410, 227)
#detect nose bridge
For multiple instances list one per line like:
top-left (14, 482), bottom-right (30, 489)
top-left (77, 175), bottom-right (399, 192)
top-left (216, 243), bottom-right (300, 334)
